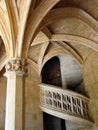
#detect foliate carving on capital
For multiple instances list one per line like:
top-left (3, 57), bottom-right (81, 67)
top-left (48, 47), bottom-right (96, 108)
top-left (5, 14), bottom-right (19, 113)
top-left (5, 58), bottom-right (27, 74)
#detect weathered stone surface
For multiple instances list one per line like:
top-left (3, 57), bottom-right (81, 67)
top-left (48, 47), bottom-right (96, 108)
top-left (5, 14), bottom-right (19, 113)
top-left (83, 51), bottom-right (98, 130)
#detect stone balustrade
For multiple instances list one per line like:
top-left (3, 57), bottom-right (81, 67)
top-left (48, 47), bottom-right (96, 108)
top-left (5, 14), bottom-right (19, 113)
top-left (40, 83), bottom-right (93, 127)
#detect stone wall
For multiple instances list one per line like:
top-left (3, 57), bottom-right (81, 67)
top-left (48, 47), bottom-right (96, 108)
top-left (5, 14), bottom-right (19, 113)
top-left (83, 51), bottom-right (98, 130)
top-left (25, 64), bottom-right (43, 130)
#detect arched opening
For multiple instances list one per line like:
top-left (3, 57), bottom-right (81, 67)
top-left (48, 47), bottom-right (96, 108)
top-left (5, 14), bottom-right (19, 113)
top-left (42, 56), bottom-right (65, 130)
top-left (41, 55), bottom-right (87, 130)
top-left (42, 57), bottom-right (62, 86)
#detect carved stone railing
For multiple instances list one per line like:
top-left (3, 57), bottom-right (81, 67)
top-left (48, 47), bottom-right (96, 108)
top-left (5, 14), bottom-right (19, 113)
top-left (40, 83), bottom-right (93, 127)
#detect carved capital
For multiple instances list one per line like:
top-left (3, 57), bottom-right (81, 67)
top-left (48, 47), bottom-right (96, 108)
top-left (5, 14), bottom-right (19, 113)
top-left (5, 58), bottom-right (27, 75)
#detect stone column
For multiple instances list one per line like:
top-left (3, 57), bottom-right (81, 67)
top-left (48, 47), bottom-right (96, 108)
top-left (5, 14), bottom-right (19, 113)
top-left (4, 58), bottom-right (27, 130)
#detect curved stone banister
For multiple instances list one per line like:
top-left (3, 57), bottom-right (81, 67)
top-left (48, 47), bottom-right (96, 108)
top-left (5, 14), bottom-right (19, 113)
top-left (40, 83), bottom-right (93, 127)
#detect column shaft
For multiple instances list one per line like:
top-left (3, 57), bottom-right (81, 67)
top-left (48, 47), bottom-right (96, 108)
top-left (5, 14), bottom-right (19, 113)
top-left (4, 58), bottom-right (27, 130)
top-left (5, 74), bottom-right (24, 130)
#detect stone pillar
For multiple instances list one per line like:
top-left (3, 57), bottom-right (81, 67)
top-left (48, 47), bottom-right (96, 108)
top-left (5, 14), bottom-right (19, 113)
top-left (4, 58), bottom-right (27, 130)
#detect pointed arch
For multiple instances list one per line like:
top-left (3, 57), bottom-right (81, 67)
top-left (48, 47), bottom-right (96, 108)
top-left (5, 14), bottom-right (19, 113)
top-left (0, 6), bottom-right (13, 57)
top-left (20, 0), bottom-right (60, 58)
top-left (39, 7), bottom-right (98, 33)
top-left (15, 0), bottom-right (32, 57)
top-left (5, 0), bottom-right (18, 46)
top-left (40, 46), bottom-right (83, 74)
top-left (51, 34), bottom-right (98, 51)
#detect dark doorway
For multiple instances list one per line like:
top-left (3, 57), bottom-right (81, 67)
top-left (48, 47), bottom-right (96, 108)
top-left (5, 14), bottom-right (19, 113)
top-left (43, 113), bottom-right (65, 130)
top-left (42, 57), bottom-right (66, 130)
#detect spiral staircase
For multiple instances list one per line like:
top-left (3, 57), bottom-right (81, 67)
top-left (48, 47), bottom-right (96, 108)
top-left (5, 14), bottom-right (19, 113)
top-left (40, 83), bottom-right (93, 127)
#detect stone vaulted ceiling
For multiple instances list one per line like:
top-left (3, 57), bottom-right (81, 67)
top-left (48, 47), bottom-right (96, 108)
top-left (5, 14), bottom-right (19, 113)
top-left (0, 0), bottom-right (98, 76)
